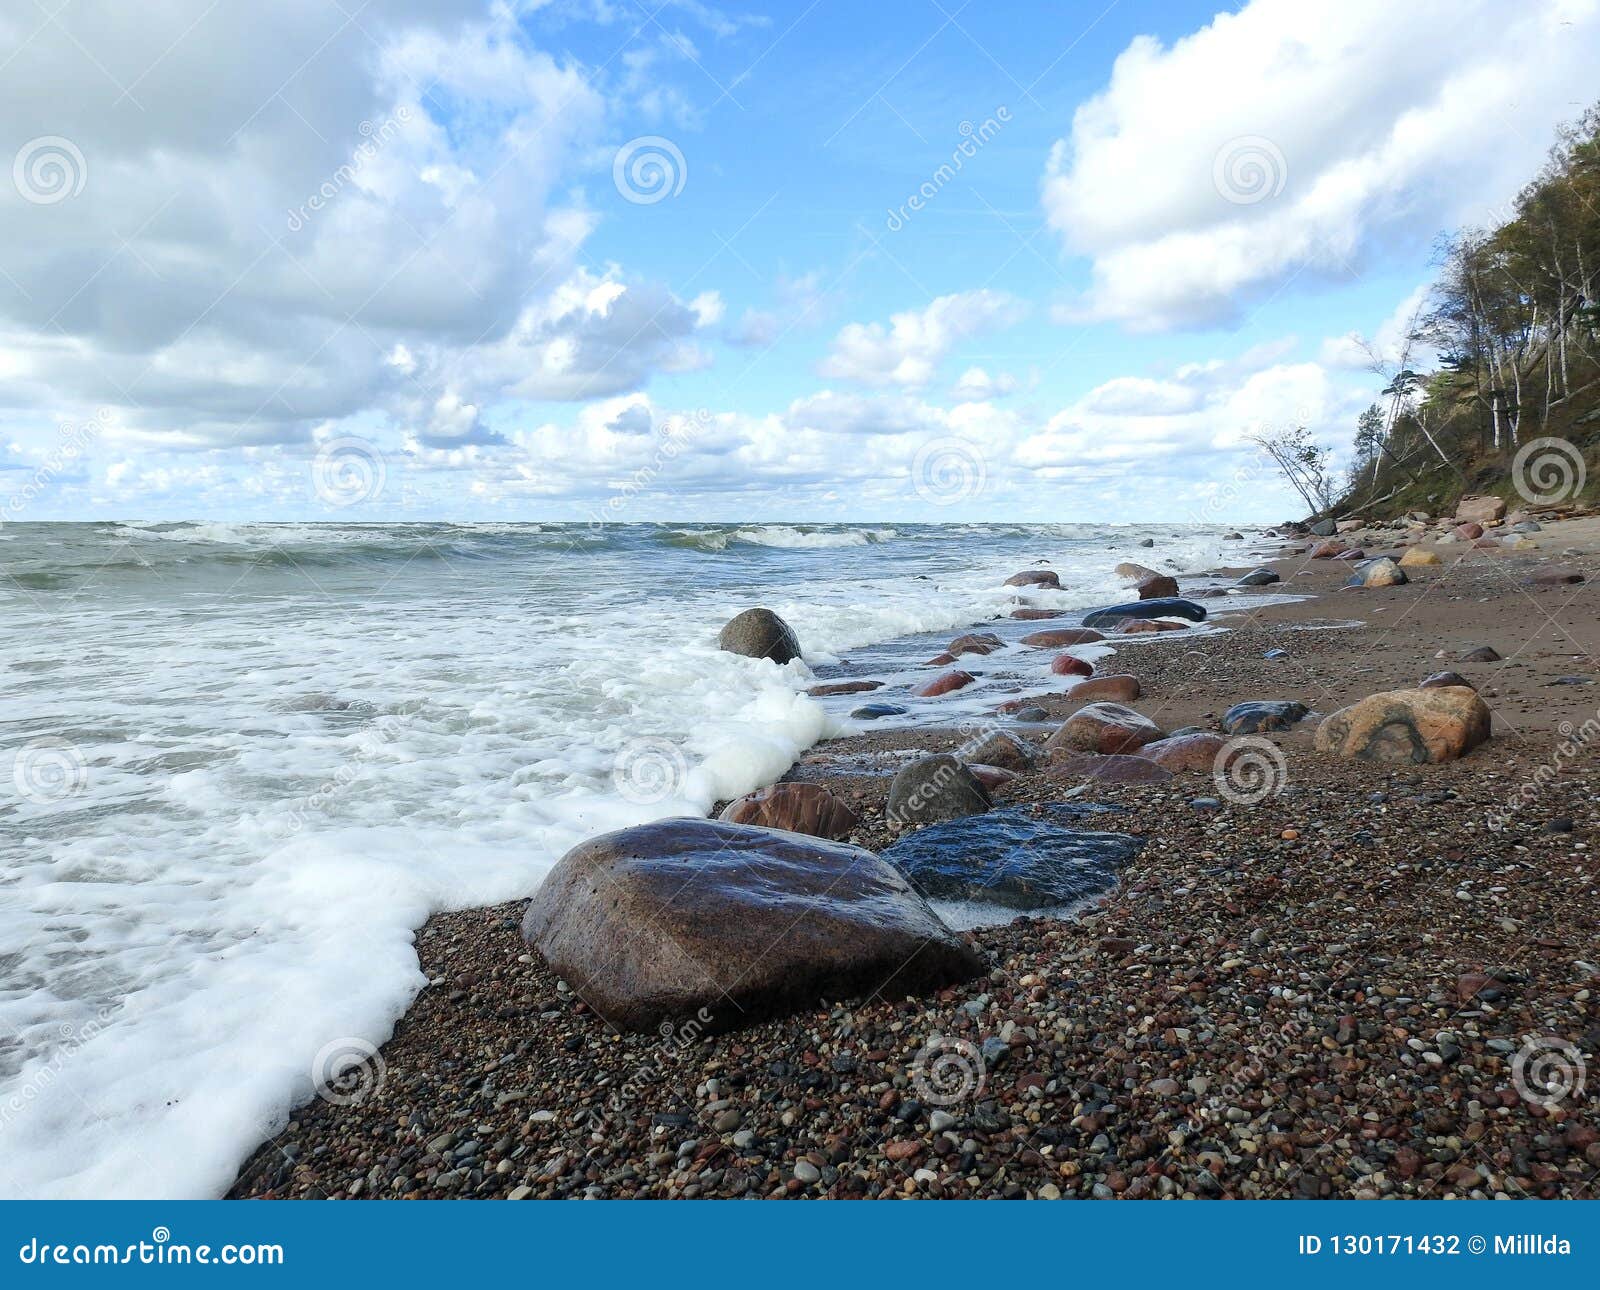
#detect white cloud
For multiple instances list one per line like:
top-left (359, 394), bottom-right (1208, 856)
top-left (1042, 0), bottom-right (1600, 328)
top-left (950, 367), bottom-right (1018, 400)
top-left (819, 290), bottom-right (1025, 388)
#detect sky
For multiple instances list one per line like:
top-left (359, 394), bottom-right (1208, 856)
top-left (2, 0), bottom-right (1598, 523)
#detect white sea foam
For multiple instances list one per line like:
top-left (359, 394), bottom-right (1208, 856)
top-left (0, 521), bottom-right (1252, 1197)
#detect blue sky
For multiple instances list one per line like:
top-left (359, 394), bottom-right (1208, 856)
top-left (2, 0), bottom-right (1597, 522)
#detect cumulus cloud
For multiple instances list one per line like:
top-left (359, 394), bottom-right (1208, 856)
top-left (0, 1), bottom-right (714, 454)
top-left (819, 290), bottom-right (1025, 388)
top-left (950, 367), bottom-right (1019, 401)
top-left (1042, 0), bottom-right (1600, 328)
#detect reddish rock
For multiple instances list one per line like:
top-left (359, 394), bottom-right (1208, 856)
top-left (1332, 548), bottom-right (1366, 560)
top-left (1453, 521), bottom-right (1484, 540)
top-left (1004, 570), bottom-right (1060, 588)
top-left (718, 782), bottom-right (861, 841)
top-left (1021, 627), bottom-right (1104, 647)
top-left (1011, 607), bottom-right (1064, 620)
top-left (1454, 495), bottom-right (1505, 525)
top-left (966, 764), bottom-right (1017, 792)
top-left (964, 731), bottom-right (1034, 772)
top-left (1114, 561), bottom-right (1161, 582)
top-left (1309, 540), bottom-right (1347, 559)
top-left (1048, 752), bottom-right (1173, 785)
top-left (1119, 619), bottom-right (1188, 634)
top-left (1047, 701), bottom-right (1163, 756)
top-left (806, 680), bottom-right (884, 697)
top-left (1137, 731), bottom-right (1228, 772)
top-left (911, 669), bottom-right (976, 698)
top-left (1068, 674), bottom-right (1141, 703)
top-left (1136, 574), bottom-right (1179, 599)
top-left (1050, 653), bottom-right (1093, 677)
top-left (923, 652), bottom-right (956, 666)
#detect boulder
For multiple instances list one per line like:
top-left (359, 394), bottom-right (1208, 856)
top-left (1512, 520), bottom-right (1542, 533)
top-left (1313, 686), bottom-right (1492, 763)
top-left (1136, 731), bottom-right (1229, 772)
top-left (1221, 700), bottom-right (1309, 735)
top-left (522, 819), bottom-right (984, 1032)
top-left (1020, 627), bottom-right (1104, 647)
top-left (882, 806), bottom-right (1142, 909)
top-left (1455, 495), bottom-right (1506, 525)
top-left (1119, 619), bottom-right (1189, 634)
top-left (1068, 674), bottom-right (1141, 703)
top-left (1050, 653), bottom-right (1093, 677)
top-left (948, 632), bottom-right (1003, 657)
top-left (1011, 607), bottom-right (1065, 620)
top-left (1420, 670), bottom-right (1474, 690)
top-left (1047, 752), bottom-right (1174, 786)
top-left (887, 754), bottom-right (991, 825)
top-left (1309, 539), bottom-right (1347, 559)
top-left (1236, 568), bottom-right (1280, 586)
top-left (718, 608), bottom-right (801, 663)
top-left (1082, 597), bottom-right (1206, 627)
top-left (1004, 570), bottom-right (1060, 588)
top-left (1136, 574), bottom-right (1180, 599)
top-left (1524, 566), bottom-right (1584, 586)
top-left (1047, 702), bottom-right (1163, 756)
top-left (1309, 519), bottom-right (1337, 537)
top-left (1346, 557), bottom-right (1407, 588)
top-left (851, 702), bottom-right (908, 720)
top-left (1452, 521), bottom-right (1484, 541)
top-left (923, 652), bottom-right (956, 666)
top-left (995, 703), bottom-right (1049, 722)
top-left (1137, 537), bottom-right (1155, 547)
top-left (718, 782), bottom-right (861, 840)
top-left (911, 669), bottom-right (976, 698)
top-left (964, 731), bottom-right (1034, 772)
top-left (1222, 531), bottom-right (1243, 540)
top-left (1114, 561), bottom-right (1161, 582)
top-left (1335, 519), bottom-right (1364, 534)
top-left (807, 679), bottom-right (883, 697)
top-left (1332, 548), bottom-right (1366, 561)
top-left (1398, 547), bottom-right (1440, 567)
top-left (1458, 645), bottom-right (1502, 662)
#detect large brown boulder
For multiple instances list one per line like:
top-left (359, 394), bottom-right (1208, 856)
top-left (1068, 674), bottom-right (1141, 703)
top-left (807, 679), bottom-right (883, 697)
top-left (1136, 731), bottom-right (1228, 772)
top-left (1004, 570), bottom-right (1060, 588)
top-left (1021, 627), bottom-right (1104, 647)
top-left (718, 782), bottom-right (861, 841)
top-left (1309, 539), bottom-right (1347, 558)
top-left (718, 608), bottom-right (801, 663)
top-left (1313, 686), bottom-right (1491, 763)
top-left (1047, 752), bottom-right (1173, 786)
top-left (887, 754), bottom-right (991, 825)
top-left (1119, 619), bottom-right (1188, 634)
top-left (1136, 574), bottom-right (1179, 599)
top-left (1452, 521), bottom-right (1484, 541)
top-left (1455, 495), bottom-right (1506, 525)
top-left (1011, 607), bottom-right (1065, 620)
top-left (1114, 561), bottom-right (1161, 582)
top-left (522, 820), bottom-right (984, 1032)
top-left (911, 669), bottom-right (976, 698)
top-left (1047, 702), bottom-right (1162, 756)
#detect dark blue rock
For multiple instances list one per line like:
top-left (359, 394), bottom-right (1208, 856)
top-left (851, 702), bottom-right (908, 719)
top-left (1220, 700), bottom-right (1309, 734)
top-left (881, 805), bottom-right (1142, 910)
top-left (1236, 568), bottom-right (1280, 587)
top-left (1263, 648), bottom-right (1289, 660)
top-left (1082, 597), bottom-right (1207, 628)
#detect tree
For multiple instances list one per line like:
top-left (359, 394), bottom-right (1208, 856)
top-left (1249, 424), bottom-right (1337, 517)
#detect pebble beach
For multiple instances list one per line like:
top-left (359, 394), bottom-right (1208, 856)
top-left (230, 510), bottom-right (1600, 1201)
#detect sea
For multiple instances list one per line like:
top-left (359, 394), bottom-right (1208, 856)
top-left (0, 519), bottom-right (1263, 1197)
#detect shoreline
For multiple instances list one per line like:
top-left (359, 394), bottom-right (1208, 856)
top-left (231, 515), bottom-right (1600, 1199)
